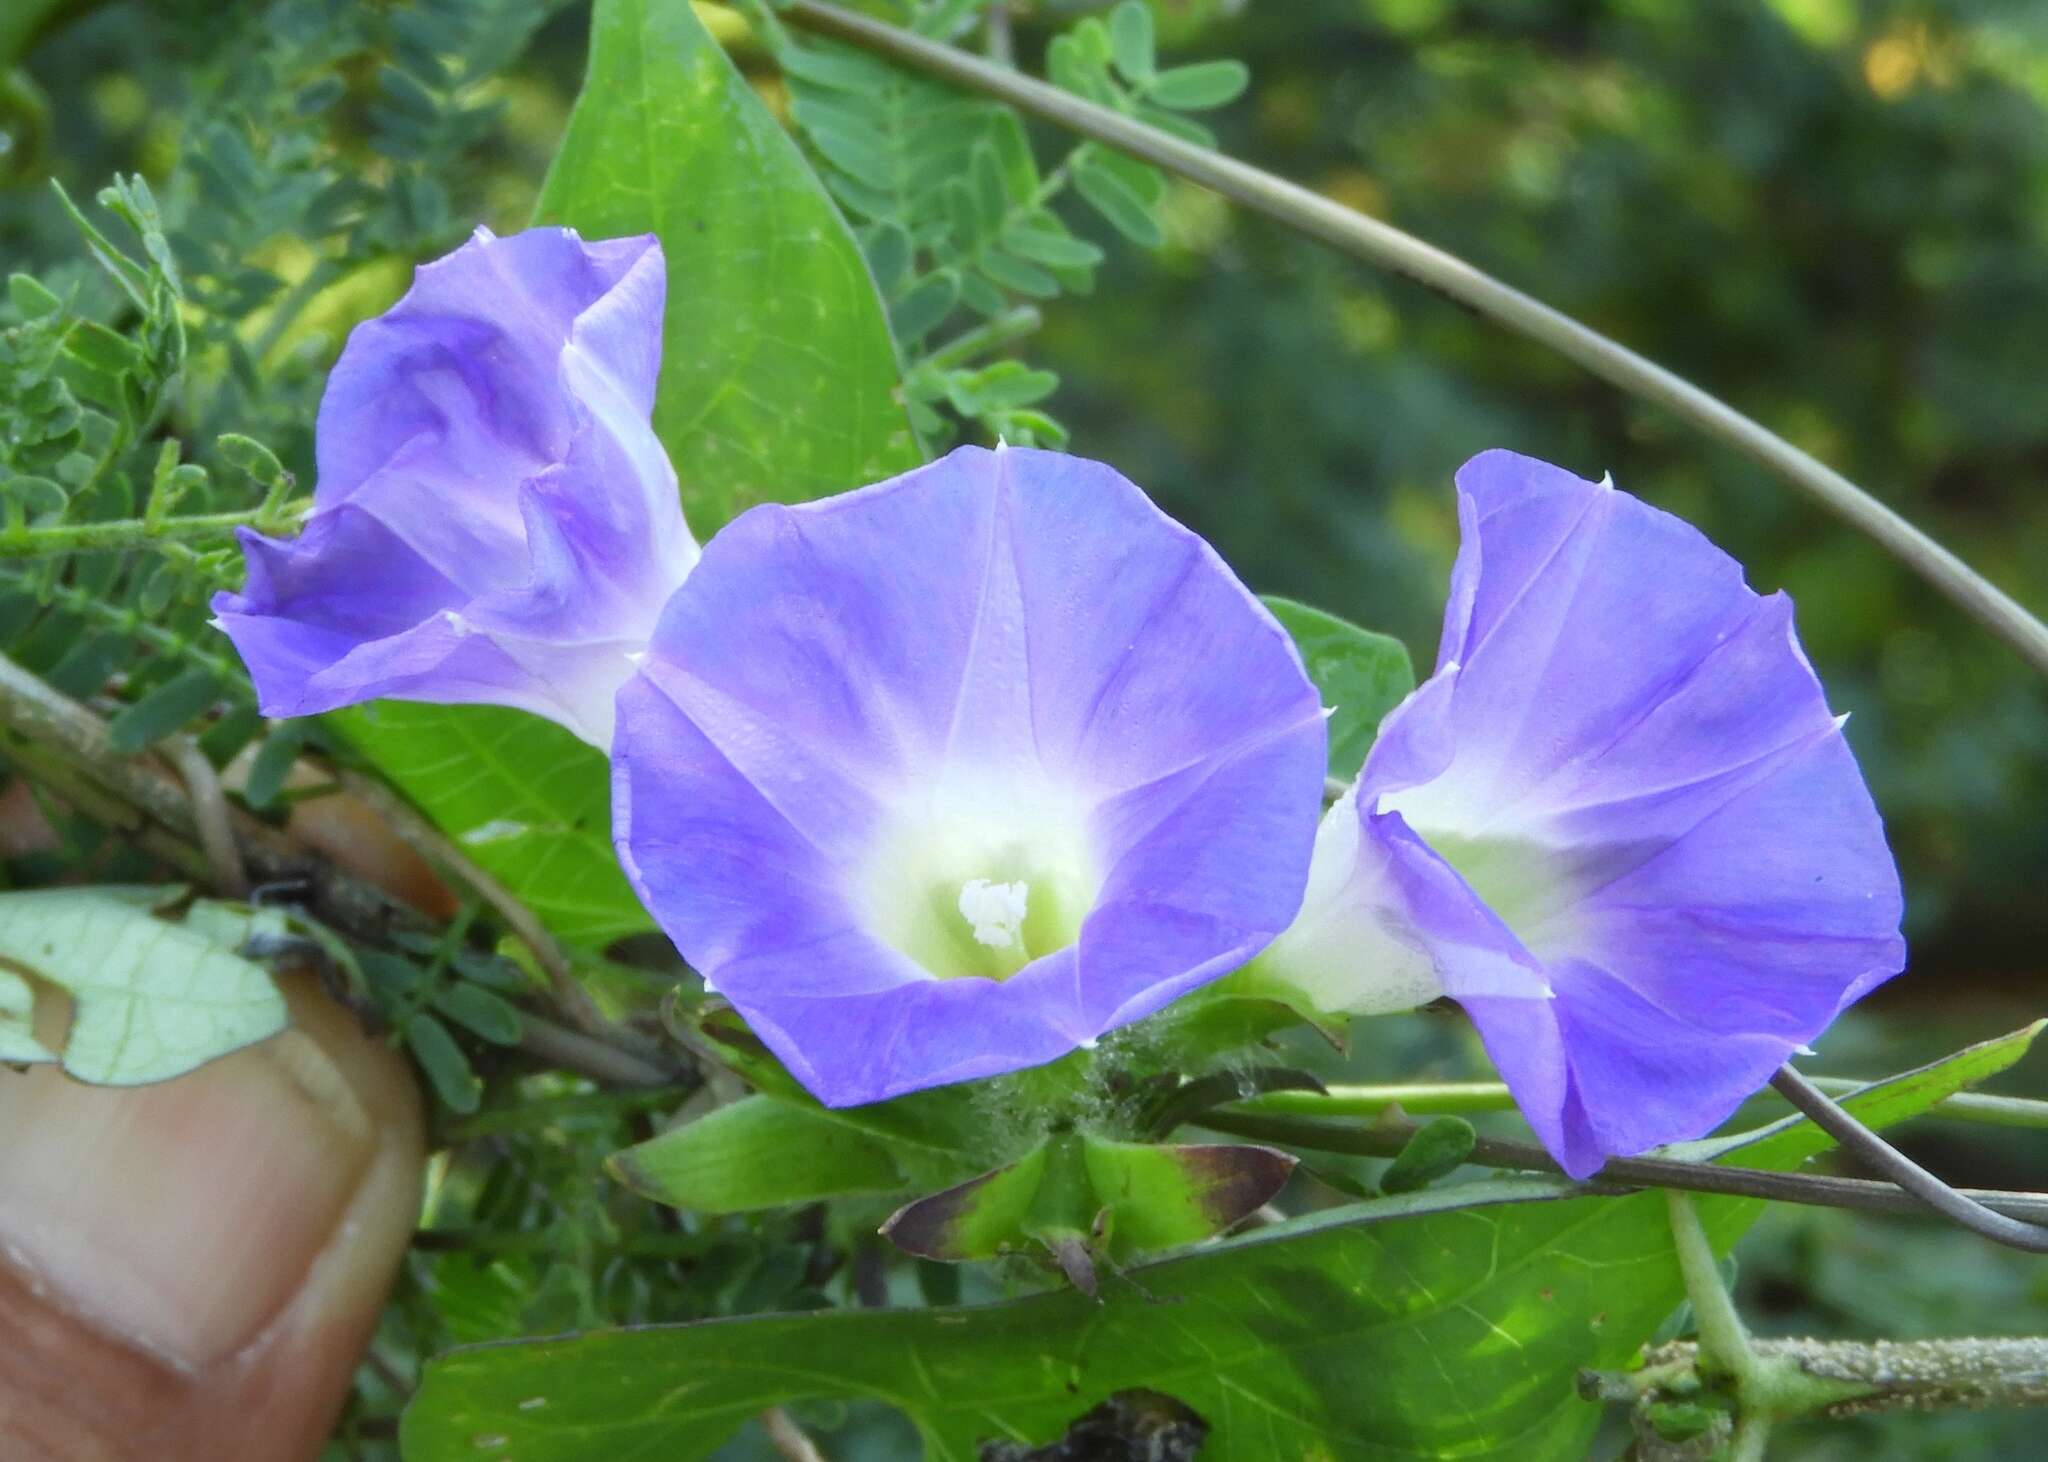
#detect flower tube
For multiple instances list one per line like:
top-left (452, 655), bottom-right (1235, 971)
top-left (1256, 450), bottom-right (1905, 1178)
top-left (613, 445), bottom-right (1329, 1106)
top-left (212, 226), bottom-right (696, 748)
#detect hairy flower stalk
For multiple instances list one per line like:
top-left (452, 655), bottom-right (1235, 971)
top-left (212, 226), bottom-right (697, 748)
top-left (1252, 451), bottom-right (1906, 1178)
top-left (612, 445), bottom-right (1329, 1106)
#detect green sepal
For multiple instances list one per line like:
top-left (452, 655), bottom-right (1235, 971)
top-left (678, 1000), bottom-right (988, 1189)
top-left (1198, 959), bottom-right (1352, 1047)
top-left (1082, 1136), bottom-right (1294, 1254)
top-left (611, 1094), bottom-right (908, 1214)
top-left (883, 1131), bottom-right (1293, 1274)
top-left (881, 1139), bottom-right (1051, 1263)
top-left (1129, 977), bottom-right (1327, 1063)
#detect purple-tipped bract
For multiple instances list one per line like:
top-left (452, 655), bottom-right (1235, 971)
top-left (211, 226), bottom-right (696, 748)
top-left (1263, 450), bottom-right (1905, 1178)
top-left (612, 445), bottom-right (1329, 1107)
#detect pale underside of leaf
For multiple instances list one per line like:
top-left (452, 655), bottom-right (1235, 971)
top-left (0, 888), bottom-right (288, 1085)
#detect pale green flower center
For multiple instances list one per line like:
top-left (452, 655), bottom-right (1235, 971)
top-left (860, 774), bottom-right (1100, 981)
top-left (1379, 783), bottom-right (1586, 962)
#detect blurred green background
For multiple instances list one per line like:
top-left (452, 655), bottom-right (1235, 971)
top-left (6, 1), bottom-right (2046, 1457)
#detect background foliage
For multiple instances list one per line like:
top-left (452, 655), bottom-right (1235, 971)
top-left (4, 0), bottom-right (2046, 1458)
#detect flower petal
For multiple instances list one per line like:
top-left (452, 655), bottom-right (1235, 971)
top-left (614, 445), bottom-right (1326, 1106)
top-left (1264, 450), bottom-right (1904, 1177)
top-left (212, 227), bottom-right (695, 746)
top-left (1422, 453), bottom-right (1903, 1174)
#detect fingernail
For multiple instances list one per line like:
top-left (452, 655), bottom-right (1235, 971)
top-left (0, 1000), bottom-right (379, 1370)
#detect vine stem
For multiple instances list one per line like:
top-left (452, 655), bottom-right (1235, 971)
top-left (1196, 1109), bottom-right (2048, 1225)
top-left (1661, 1191), bottom-right (1925, 1452)
top-left (1770, 1064), bottom-right (2048, 1253)
top-left (913, 304), bottom-right (1043, 375)
top-left (1668, 1192), bottom-right (1759, 1389)
top-left (1240, 1077), bottom-right (2048, 1132)
top-left (0, 504), bottom-right (303, 559)
top-left (779, 0), bottom-right (2048, 681)
top-left (515, 1009), bottom-right (675, 1089)
top-left (1589, 1337), bottom-right (2048, 1418)
top-left (1728, 1415), bottom-right (1772, 1462)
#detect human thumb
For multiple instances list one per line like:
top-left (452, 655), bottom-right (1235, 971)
top-left (0, 973), bottom-right (423, 1461)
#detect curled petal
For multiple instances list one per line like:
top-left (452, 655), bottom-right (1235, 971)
top-left (614, 445), bottom-right (1328, 1106)
top-left (1263, 450), bottom-right (1903, 1177)
top-left (211, 227), bottom-right (696, 747)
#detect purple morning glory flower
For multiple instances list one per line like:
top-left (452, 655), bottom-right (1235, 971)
top-left (612, 445), bottom-right (1329, 1107)
top-left (211, 226), bottom-right (696, 748)
top-left (1257, 450), bottom-right (1905, 1178)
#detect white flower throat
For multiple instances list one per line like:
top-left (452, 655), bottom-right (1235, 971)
top-left (860, 773), bottom-right (1100, 983)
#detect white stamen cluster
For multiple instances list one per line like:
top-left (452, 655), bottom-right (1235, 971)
top-left (957, 878), bottom-right (1030, 949)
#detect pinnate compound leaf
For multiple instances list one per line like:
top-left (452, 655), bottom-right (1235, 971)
top-left (1107, 0), bottom-right (1156, 83)
top-left (332, 0), bottom-right (923, 949)
top-left (892, 270), bottom-right (963, 342)
top-left (105, 666), bottom-right (221, 751)
top-left (976, 248), bottom-right (1060, 299)
top-left (401, 1027), bottom-right (2027, 1459)
top-left (0, 888), bottom-right (286, 1084)
top-left (405, 1010), bottom-right (482, 1115)
top-left (430, 981), bottom-right (524, 1046)
top-left (1145, 59), bottom-right (1251, 111)
top-left (1074, 154), bottom-right (1165, 247)
top-left (1263, 595), bottom-right (1415, 780)
top-left (1136, 105), bottom-right (1217, 149)
top-left (1000, 225), bottom-right (1105, 270)
top-left (239, 722), bottom-right (305, 811)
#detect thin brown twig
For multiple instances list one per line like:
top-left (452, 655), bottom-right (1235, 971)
top-left (761, 1405), bottom-right (828, 1462)
top-left (516, 1008), bottom-right (677, 1088)
top-left (334, 764), bottom-right (610, 1036)
top-left (0, 651), bottom-right (407, 934)
top-left (159, 735), bottom-right (249, 896)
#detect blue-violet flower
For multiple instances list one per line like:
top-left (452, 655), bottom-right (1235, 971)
top-left (1257, 450), bottom-right (1906, 1178)
top-left (212, 226), bottom-right (695, 748)
top-left (612, 445), bottom-right (1330, 1107)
